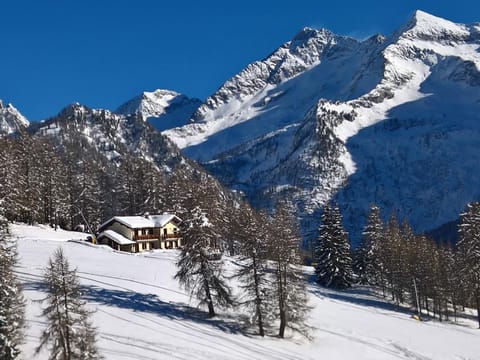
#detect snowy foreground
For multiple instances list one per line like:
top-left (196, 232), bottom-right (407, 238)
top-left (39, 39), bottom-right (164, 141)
top-left (12, 224), bottom-right (480, 360)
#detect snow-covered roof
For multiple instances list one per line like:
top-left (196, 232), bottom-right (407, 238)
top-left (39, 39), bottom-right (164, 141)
top-left (97, 230), bottom-right (135, 245)
top-left (111, 216), bottom-right (154, 229)
top-left (146, 214), bottom-right (181, 227)
top-left (99, 214), bottom-right (181, 231)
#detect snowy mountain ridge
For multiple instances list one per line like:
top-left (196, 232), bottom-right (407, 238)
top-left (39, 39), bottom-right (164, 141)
top-left (167, 10), bottom-right (480, 242)
top-left (163, 27), bottom-right (377, 157)
top-left (32, 102), bottom-right (186, 170)
top-left (0, 100), bottom-right (30, 137)
top-left (116, 89), bottom-right (202, 132)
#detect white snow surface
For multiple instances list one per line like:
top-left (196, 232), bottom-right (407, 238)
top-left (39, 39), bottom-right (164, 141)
top-left (13, 224), bottom-right (480, 360)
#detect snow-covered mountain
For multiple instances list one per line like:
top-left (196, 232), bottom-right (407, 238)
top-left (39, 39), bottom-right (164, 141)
top-left (116, 89), bottom-right (202, 132)
top-left (164, 27), bottom-right (385, 160)
top-left (0, 100), bottom-right (30, 137)
top-left (165, 10), bottom-right (480, 243)
top-left (31, 102), bottom-right (187, 171)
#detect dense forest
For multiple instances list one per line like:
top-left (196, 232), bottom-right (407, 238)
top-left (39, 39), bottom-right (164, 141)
top-left (0, 129), bottom-right (479, 336)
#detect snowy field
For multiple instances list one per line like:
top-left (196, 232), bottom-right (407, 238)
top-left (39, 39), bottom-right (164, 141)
top-left (12, 223), bottom-right (480, 360)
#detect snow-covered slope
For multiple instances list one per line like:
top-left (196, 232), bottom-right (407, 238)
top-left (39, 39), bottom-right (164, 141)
top-left (0, 100), bottom-right (30, 137)
top-left (116, 89), bottom-right (202, 132)
top-left (167, 10), bottom-right (480, 242)
top-left (14, 224), bottom-right (480, 360)
top-left (164, 29), bottom-right (385, 161)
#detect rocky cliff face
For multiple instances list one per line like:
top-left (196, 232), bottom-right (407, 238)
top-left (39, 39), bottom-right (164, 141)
top-left (166, 10), bottom-right (480, 243)
top-left (0, 100), bottom-right (29, 137)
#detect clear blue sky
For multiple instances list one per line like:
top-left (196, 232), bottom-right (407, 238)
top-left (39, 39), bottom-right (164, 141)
top-left (0, 0), bottom-right (477, 121)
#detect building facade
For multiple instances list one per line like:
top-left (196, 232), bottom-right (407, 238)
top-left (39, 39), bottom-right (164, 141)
top-left (97, 214), bottom-right (182, 252)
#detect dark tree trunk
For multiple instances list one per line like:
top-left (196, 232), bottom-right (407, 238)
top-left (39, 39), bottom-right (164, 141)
top-left (252, 257), bottom-right (264, 337)
top-left (278, 263), bottom-right (286, 338)
top-left (204, 279), bottom-right (215, 318)
top-left (476, 290), bottom-right (480, 329)
top-left (279, 308), bottom-right (286, 338)
top-left (62, 264), bottom-right (72, 359)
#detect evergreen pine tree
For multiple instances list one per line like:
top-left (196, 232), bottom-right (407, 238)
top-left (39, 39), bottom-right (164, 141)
top-left (0, 217), bottom-right (26, 360)
top-left (315, 203), bottom-right (353, 289)
top-left (36, 248), bottom-right (102, 359)
top-left (354, 204), bottom-right (383, 285)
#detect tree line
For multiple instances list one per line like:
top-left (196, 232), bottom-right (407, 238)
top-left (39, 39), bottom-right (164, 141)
top-left (0, 131), bottom-right (234, 234)
top-left (313, 202), bottom-right (480, 327)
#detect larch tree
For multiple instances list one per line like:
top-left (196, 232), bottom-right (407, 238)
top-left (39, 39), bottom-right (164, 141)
top-left (36, 248), bottom-right (102, 359)
top-left (382, 214), bottom-right (406, 304)
top-left (457, 202), bottom-right (480, 328)
top-left (234, 204), bottom-right (270, 336)
top-left (314, 203), bottom-right (353, 289)
top-left (0, 138), bottom-right (20, 220)
top-left (175, 206), bottom-right (233, 317)
top-left (269, 201), bottom-right (310, 338)
top-left (0, 217), bottom-right (26, 360)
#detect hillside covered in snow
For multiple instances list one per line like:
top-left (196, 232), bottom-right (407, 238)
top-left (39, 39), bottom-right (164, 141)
top-left (164, 10), bottom-right (480, 242)
top-left (12, 224), bottom-right (480, 360)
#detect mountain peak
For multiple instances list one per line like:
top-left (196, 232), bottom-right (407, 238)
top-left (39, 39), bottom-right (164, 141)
top-left (292, 27), bottom-right (318, 40)
top-left (57, 103), bottom-right (92, 119)
top-left (0, 101), bottom-right (29, 136)
top-left (292, 27), bottom-right (334, 42)
top-left (412, 9), bottom-right (440, 22)
top-left (117, 89), bottom-right (201, 132)
top-left (0, 100), bottom-right (18, 111)
top-left (401, 9), bottom-right (470, 41)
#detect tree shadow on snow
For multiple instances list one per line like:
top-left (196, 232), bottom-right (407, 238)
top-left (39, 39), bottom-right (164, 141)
top-left (23, 280), bottom-right (244, 335)
top-left (306, 274), bottom-right (414, 316)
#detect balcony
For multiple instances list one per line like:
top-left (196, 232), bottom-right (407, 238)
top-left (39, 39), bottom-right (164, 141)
top-left (133, 234), bottom-right (159, 241)
top-left (162, 233), bottom-right (180, 239)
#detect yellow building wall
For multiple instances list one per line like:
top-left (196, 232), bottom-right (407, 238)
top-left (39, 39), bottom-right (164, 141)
top-left (162, 222), bottom-right (179, 236)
